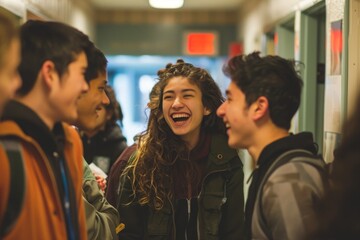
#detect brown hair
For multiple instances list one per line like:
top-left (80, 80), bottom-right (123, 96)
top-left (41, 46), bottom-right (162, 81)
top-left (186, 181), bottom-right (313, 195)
top-left (123, 59), bottom-right (225, 210)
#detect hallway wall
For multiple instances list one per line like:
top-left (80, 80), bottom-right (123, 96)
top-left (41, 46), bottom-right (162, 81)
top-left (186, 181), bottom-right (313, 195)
top-left (0, 0), bottom-right (95, 39)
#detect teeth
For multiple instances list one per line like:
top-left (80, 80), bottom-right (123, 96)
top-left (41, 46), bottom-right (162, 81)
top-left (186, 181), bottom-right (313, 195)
top-left (172, 113), bottom-right (190, 119)
top-left (225, 123), bottom-right (230, 128)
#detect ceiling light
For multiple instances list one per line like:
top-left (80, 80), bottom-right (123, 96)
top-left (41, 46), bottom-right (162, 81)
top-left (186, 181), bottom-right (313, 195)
top-left (149, 0), bottom-right (184, 9)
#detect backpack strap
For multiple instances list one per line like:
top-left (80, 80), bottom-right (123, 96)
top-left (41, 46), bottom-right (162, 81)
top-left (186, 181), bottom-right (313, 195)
top-left (257, 149), bottom-right (325, 239)
top-left (0, 139), bottom-right (26, 237)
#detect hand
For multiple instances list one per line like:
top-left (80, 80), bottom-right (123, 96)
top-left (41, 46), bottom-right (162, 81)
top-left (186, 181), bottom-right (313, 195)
top-left (94, 174), bottom-right (107, 192)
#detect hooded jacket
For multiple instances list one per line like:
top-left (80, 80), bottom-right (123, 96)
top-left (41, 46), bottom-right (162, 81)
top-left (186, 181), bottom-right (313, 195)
top-left (0, 101), bottom-right (87, 240)
top-left (245, 132), bottom-right (326, 240)
top-left (82, 124), bottom-right (127, 174)
top-left (118, 133), bottom-right (244, 240)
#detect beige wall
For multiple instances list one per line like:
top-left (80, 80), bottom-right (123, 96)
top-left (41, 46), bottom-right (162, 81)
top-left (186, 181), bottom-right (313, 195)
top-left (347, 0), bottom-right (360, 116)
top-left (0, 0), bottom-right (95, 39)
top-left (238, 0), bottom-right (324, 53)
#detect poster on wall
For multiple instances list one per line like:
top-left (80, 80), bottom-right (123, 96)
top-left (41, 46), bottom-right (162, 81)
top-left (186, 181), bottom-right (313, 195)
top-left (324, 76), bottom-right (342, 132)
top-left (323, 131), bottom-right (342, 163)
top-left (323, 18), bottom-right (343, 162)
top-left (323, 75), bottom-right (342, 160)
top-left (330, 19), bottom-right (343, 75)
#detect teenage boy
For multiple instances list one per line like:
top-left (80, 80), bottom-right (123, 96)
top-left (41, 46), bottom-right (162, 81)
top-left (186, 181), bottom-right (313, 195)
top-left (0, 20), bottom-right (89, 239)
top-left (217, 52), bottom-right (326, 240)
top-left (74, 45), bottom-right (119, 239)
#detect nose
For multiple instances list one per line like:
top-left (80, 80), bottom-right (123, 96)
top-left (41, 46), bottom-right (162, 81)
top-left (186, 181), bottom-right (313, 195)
top-left (82, 78), bottom-right (89, 93)
top-left (102, 91), bottom-right (110, 105)
top-left (172, 97), bottom-right (183, 109)
top-left (216, 101), bottom-right (226, 117)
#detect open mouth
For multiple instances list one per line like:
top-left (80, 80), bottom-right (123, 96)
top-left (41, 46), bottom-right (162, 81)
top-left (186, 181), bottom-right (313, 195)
top-left (95, 106), bottom-right (103, 116)
top-left (171, 113), bottom-right (190, 123)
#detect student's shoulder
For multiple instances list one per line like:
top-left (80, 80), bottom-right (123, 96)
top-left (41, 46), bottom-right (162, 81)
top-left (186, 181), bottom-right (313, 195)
top-left (0, 121), bottom-right (26, 138)
top-left (62, 123), bottom-right (79, 135)
top-left (268, 150), bottom-right (326, 186)
top-left (62, 123), bottom-right (83, 144)
top-left (109, 144), bottom-right (138, 175)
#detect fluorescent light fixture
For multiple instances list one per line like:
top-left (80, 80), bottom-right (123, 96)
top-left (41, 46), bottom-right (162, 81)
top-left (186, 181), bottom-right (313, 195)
top-left (149, 0), bottom-right (184, 9)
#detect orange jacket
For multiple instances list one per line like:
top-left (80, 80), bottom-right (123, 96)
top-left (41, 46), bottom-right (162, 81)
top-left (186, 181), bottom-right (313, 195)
top-left (0, 121), bottom-right (87, 240)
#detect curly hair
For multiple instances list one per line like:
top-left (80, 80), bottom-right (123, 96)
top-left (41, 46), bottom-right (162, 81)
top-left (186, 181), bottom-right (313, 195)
top-left (123, 59), bottom-right (225, 210)
top-left (223, 52), bottom-right (303, 130)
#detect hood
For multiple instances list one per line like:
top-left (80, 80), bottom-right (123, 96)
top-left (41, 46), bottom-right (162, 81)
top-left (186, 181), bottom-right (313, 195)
top-left (257, 132), bottom-right (318, 167)
top-left (91, 124), bottom-right (127, 143)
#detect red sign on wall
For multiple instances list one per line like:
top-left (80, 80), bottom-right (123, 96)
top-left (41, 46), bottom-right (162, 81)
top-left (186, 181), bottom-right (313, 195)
top-left (330, 20), bottom-right (343, 75)
top-left (184, 32), bottom-right (218, 56)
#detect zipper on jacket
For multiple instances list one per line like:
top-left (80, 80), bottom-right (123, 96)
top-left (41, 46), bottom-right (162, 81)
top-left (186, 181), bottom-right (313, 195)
top-left (185, 169), bottom-right (192, 240)
top-left (187, 198), bottom-right (191, 222)
top-left (185, 198), bottom-right (191, 240)
top-left (168, 195), bottom-right (176, 240)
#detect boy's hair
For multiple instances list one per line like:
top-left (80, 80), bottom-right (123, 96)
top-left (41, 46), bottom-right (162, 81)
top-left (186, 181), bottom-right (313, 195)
top-left (85, 46), bottom-right (108, 83)
top-left (104, 85), bottom-right (123, 127)
top-left (0, 10), bottom-right (19, 68)
top-left (17, 20), bottom-right (93, 96)
top-left (223, 52), bottom-right (303, 130)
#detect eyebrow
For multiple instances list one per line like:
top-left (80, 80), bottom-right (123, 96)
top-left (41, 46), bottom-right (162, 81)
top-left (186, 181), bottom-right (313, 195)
top-left (163, 88), bottom-right (197, 94)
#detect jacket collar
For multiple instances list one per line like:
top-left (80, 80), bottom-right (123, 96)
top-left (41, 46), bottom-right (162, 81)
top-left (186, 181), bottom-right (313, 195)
top-left (1, 100), bottom-right (67, 158)
top-left (257, 132), bottom-right (318, 167)
top-left (207, 133), bottom-right (242, 170)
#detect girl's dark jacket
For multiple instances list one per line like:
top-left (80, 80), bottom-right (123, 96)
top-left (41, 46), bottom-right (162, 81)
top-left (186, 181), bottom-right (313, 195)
top-left (117, 133), bottom-right (244, 240)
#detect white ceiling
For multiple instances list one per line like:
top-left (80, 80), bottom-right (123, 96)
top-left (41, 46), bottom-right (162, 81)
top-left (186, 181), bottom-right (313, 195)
top-left (90, 0), bottom-right (245, 10)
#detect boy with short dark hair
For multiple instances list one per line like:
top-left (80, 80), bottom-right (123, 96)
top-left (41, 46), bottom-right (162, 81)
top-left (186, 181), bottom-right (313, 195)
top-left (0, 20), bottom-right (90, 239)
top-left (217, 52), bottom-right (326, 240)
top-left (73, 45), bottom-right (120, 240)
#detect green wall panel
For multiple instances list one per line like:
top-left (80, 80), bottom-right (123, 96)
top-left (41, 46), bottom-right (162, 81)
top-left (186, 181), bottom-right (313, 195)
top-left (96, 23), bottom-right (237, 56)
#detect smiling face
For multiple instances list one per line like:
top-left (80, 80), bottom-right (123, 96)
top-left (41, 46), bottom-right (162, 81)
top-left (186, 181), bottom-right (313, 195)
top-left (75, 71), bottom-right (110, 132)
top-left (49, 51), bottom-right (88, 124)
top-left (217, 81), bottom-right (255, 149)
top-left (162, 76), bottom-right (210, 149)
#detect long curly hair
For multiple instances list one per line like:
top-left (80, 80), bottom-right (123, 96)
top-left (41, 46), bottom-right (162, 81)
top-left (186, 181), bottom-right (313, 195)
top-left (123, 59), bottom-right (225, 210)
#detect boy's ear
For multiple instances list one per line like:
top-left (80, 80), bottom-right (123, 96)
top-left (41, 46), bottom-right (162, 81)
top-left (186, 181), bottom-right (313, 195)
top-left (251, 96), bottom-right (269, 121)
top-left (40, 60), bottom-right (58, 88)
